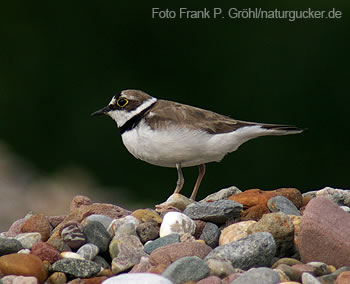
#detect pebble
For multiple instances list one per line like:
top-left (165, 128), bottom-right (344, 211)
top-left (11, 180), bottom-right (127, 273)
top-left (132, 208), bottom-right (163, 224)
top-left (83, 221), bottom-right (111, 253)
top-left (297, 197), bottom-right (350, 268)
top-left (183, 200), bottom-right (242, 224)
top-left (76, 243), bottom-right (99, 260)
top-left (31, 241), bottom-right (61, 263)
top-left (46, 272), bottom-right (67, 284)
top-left (159, 212), bottom-right (196, 237)
top-left (162, 256), bottom-right (209, 284)
top-left (129, 256), bottom-right (152, 273)
top-left (0, 253), bottom-right (48, 283)
top-left (60, 221), bottom-right (86, 250)
top-left (84, 214), bottom-right (113, 230)
top-left (20, 213), bottom-right (51, 241)
top-left (247, 212), bottom-right (295, 257)
top-left (14, 233), bottom-right (42, 249)
top-left (107, 216), bottom-right (140, 237)
top-left (240, 204), bottom-right (270, 221)
top-left (197, 275), bottom-right (222, 284)
top-left (113, 222), bottom-right (137, 239)
top-left (206, 259), bottom-right (237, 278)
top-left (150, 241), bottom-right (212, 266)
top-left (301, 272), bottom-right (321, 284)
top-left (4, 218), bottom-right (26, 237)
top-left (199, 222), bottom-right (220, 248)
top-left (307, 261), bottom-right (334, 276)
top-left (47, 215), bottom-right (66, 228)
top-left (155, 193), bottom-right (194, 211)
top-left (200, 186), bottom-right (241, 202)
top-left (102, 273), bottom-right (173, 284)
top-left (51, 258), bottom-right (101, 278)
top-left (335, 271), bottom-right (350, 284)
top-left (340, 206), bottom-right (350, 213)
top-left (0, 238), bottom-right (23, 256)
top-left (315, 187), bottom-right (350, 206)
top-left (272, 257), bottom-right (303, 268)
top-left (110, 235), bottom-right (147, 274)
top-left (318, 266), bottom-right (350, 283)
top-left (1, 275), bottom-right (38, 284)
top-left (231, 267), bottom-right (280, 284)
top-left (60, 252), bottom-right (85, 260)
top-left (136, 221), bottom-right (159, 243)
top-left (93, 255), bottom-right (111, 270)
top-left (205, 232), bottom-right (276, 270)
top-left (267, 196), bottom-right (301, 216)
top-left (144, 233), bottom-right (180, 254)
top-left (219, 220), bottom-right (256, 245)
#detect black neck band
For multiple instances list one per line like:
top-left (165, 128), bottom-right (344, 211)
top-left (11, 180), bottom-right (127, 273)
top-left (119, 102), bottom-right (156, 134)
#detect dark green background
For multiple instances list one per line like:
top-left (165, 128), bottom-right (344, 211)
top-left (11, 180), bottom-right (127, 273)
top-left (1, 2), bottom-right (349, 204)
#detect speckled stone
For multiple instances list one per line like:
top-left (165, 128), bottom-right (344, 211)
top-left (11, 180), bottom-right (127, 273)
top-left (206, 259), bottom-right (237, 278)
top-left (205, 232), bottom-right (276, 270)
top-left (132, 209), bottom-right (163, 224)
top-left (162, 256), bottom-right (209, 284)
top-left (315, 187), bottom-right (350, 206)
top-left (51, 258), bottom-right (101, 278)
top-left (144, 234), bottom-right (181, 254)
top-left (159, 212), bottom-right (196, 237)
top-left (183, 200), bottom-right (242, 224)
top-left (107, 216), bottom-right (140, 237)
top-left (113, 222), bottom-right (137, 239)
top-left (0, 238), bottom-right (23, 256)
top-left (83, 221), bottom-right (111, 253)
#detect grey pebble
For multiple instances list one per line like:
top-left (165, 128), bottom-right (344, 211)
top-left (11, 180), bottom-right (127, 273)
top-left (302, 272), bottom-right (321, 284)
top-left (76, 243), bottom-right (99, 260)
top-left (144, 233), bottom-right (180, 254)
top-left (52, 258), bottom-right (101, 278)
top-left (200, 186), bottom-right (241, 202)
top-left (93, 255), bottom-right (111, 270)
top-left (267, 196), bottom-right (301, 216)
top-left (0, 238), bottom-right (23, 256)
top-left (86, 214), bottom-right (113, 230)
top-left (205, 232), bottom-right (276, 270)
top-left (162, 256), bottom-right (209, 284)
top-left (199, 222), bottom-right (220, 248)
top-left (83, 221), bottom-right (111, 253)
top-left (231, 267), bottom-right (280, 284)
top-left (317, 266), bottom-right (350, 283)
top-left (183, 200), bottom-right (242, 224)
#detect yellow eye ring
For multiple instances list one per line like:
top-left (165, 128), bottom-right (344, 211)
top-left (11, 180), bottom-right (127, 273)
top-left (117, 98), bottom-right (129, 108)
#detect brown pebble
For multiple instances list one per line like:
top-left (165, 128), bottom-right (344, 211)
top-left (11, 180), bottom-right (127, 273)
top-left (21, 213), bottom-right (51, 241)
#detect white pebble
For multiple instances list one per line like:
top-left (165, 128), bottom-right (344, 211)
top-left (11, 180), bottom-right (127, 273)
top-left (159, 212), bottom-right (196, 237)
top-left (103, 273), bottom-right (173, 284)
top-left (60, 251), bottom-right (85, 260)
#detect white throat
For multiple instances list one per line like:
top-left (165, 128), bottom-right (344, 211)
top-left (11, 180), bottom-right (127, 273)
top-left (108, 97), bottom-right (157, 128)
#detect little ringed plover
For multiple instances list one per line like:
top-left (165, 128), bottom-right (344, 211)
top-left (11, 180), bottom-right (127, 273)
top-left (91, 89), bottom-right (303, 200)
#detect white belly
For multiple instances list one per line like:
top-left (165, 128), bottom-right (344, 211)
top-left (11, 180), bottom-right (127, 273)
top-left (120, 121), bottom-right (268, 168)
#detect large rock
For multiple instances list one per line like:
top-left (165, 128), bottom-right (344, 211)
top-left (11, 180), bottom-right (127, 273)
top-left (183, 200), bottom-right (242, 224)
top-left (205, 232), bottom-right (276, 270)
top-left (0, 253), bottom-right (48, 283)
top-left (297, 197), bottom-right (350, 268)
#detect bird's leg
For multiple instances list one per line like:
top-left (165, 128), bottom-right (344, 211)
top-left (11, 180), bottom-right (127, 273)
top-left (190, 164), bottom-right (206, 200)
top-left (173, 163), bottom-right (184, 194)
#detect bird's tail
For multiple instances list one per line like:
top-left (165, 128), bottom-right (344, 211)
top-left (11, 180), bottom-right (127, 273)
top-left (260, 123), bottom-right (305, 135)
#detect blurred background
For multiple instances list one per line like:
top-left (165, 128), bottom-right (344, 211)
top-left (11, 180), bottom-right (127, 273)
top-left (0, 1), bottom-right (349, 231)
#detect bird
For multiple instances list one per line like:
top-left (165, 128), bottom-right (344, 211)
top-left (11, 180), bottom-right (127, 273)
top-left (91, 89), bottom-right (303, 200)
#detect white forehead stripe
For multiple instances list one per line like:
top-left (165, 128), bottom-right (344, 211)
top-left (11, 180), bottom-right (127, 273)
top-left (108, 97), bottom-right (157, 128)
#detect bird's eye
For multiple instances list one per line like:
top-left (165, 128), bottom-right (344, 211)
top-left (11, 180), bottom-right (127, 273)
top-left (117, 98), bottom-right (128, 108)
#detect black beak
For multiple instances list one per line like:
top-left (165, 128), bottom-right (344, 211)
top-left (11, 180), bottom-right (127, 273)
top-left (91, 105), bottom-right (111, 117)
